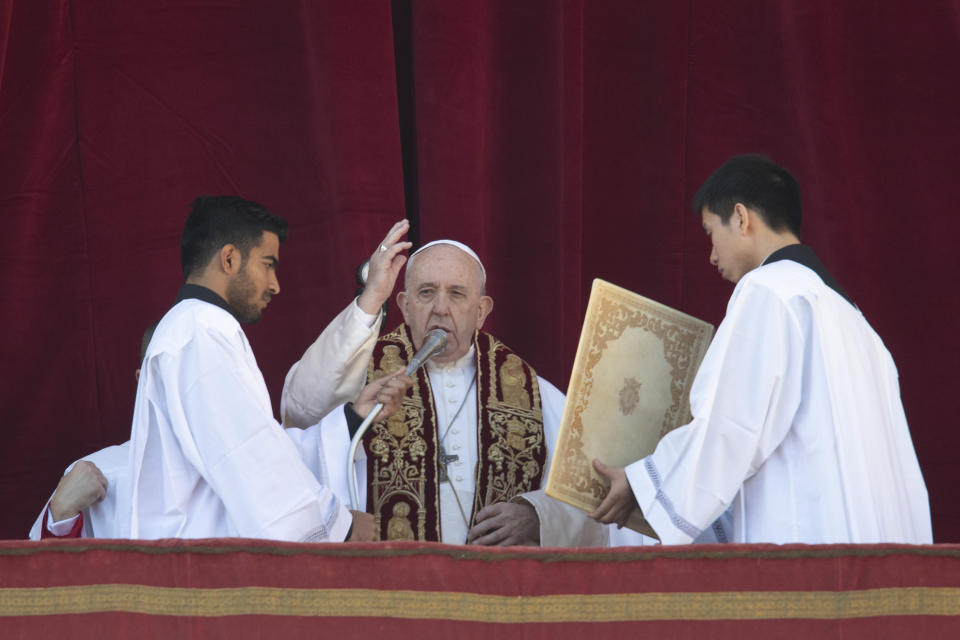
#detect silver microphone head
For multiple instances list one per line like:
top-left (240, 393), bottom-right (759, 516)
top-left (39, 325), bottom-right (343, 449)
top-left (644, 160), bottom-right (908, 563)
top-left (425, 328), bottom-right (449, 352)
top-left (405, 329), bottom-right (449, 375)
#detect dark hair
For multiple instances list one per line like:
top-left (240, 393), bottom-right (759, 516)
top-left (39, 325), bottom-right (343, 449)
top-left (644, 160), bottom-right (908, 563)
top-left (180, 196), bottom-right (289, 279)
top-left (692, 154), bottom-right (802, 238)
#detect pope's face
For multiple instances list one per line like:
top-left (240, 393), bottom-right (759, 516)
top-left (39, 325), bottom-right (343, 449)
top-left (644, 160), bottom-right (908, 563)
top-left (701, 208), bottom-right (753, 284)
top-left (398, 245), bottom-right (492, 364)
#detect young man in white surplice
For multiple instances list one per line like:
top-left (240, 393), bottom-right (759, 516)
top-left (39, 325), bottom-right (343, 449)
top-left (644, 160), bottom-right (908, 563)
top-left (590, 155), bottom-right (931, 545)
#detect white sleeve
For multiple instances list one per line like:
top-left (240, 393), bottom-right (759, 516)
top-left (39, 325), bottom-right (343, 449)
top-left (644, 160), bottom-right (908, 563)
top-left (692, 508), bottom-right (734, 544)
top-left (520, 377), bottom-right (607, 547)
top-left (284, 412), bottom-right (356, 506)
top-left (28, 492), bottom-right (54, 540)
top-left (606, 525), bottom-right (660, 546)
top-left (45, 509), bottom-right (81, 536)
top-left (625, 281), bottom-right (806, 544)
top-left (281, 300), bottom-right (380, 428)
top-left (170, 330), bottom-right (352, 542)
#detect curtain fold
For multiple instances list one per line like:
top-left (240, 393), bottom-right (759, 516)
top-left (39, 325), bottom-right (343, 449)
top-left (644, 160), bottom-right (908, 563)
top-left (0, 0), bottom-right (405, 536)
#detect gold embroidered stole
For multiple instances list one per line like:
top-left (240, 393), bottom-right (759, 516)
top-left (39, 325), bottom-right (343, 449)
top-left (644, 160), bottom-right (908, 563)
top-left (364, 324), bottom-right (546, 542)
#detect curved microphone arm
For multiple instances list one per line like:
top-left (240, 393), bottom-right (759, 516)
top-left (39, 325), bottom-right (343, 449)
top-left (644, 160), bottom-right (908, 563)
top-left (347, 329), bottom-right (448, 510)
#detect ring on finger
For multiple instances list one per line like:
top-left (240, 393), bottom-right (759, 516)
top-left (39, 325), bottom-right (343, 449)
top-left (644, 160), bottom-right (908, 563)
top-left (379, 244), bottom-right (388, 252)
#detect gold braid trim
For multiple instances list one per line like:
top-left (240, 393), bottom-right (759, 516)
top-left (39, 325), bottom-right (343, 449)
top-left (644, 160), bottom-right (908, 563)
top-left (363, 326), bottom-right (546, 541)
top-left (3, 585), bottom-right (959, 621)
top-left (473, 332), bottom-right (546, 521)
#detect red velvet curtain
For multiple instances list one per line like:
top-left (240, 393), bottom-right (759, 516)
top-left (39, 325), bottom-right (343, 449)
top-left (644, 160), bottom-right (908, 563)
top-left (2, 1), bottom-right (958, 541)
top-left (0, 0), bottom-right (405, 536)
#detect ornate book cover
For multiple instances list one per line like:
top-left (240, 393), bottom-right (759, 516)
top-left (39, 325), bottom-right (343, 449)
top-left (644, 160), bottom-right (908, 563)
top-left (545, 279), bottom-right (714, 538)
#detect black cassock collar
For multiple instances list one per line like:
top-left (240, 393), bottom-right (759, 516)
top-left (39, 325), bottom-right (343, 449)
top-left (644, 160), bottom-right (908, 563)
top-left (175, 284), bottom-right (239, 319)
top-left (762, 244), bottom-right (855, 308)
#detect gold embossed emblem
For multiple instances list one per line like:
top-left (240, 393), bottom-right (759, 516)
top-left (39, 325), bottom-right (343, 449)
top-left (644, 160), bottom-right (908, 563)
top-left (377, 345), bottom-right (404, 380)
top-left (506, 419), bottom-right (527, 450)
top-left (500, 354), bottom-right (532, 409)
top-left (386, 501), bottom-right (415, 540)
top-left (387, 413), bottom-right (409, 438)
top-left (619, 377), bottom-right (642, 415)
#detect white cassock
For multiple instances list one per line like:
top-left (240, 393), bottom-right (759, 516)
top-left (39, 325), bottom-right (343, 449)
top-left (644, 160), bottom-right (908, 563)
top-left (626, 260), bottom-right (932, 545)
top-left (30, 429), bottom-right (349, 540)
top-left (32, 300), bottom-right (381, 541)
top-left (301, 346), bottom-right (606, 547)
top-left (117, 296), bottom-right (382, 542)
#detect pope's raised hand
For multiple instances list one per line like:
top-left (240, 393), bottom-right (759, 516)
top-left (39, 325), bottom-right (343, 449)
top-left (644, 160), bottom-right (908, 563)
top-left (357, 219), bottom-right (412, 315)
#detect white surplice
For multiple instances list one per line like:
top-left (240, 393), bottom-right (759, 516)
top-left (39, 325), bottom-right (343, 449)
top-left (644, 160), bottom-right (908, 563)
top-left (30, 428), bottom-right (354, 540)
top-left (31, 300), bottom-right (380, 541)
top-left (625, 260), bottom-right (932, 545)
top-left (119, 298), bottom-right (354, 542)
top-left (311, 345), bottom-right (606, 547)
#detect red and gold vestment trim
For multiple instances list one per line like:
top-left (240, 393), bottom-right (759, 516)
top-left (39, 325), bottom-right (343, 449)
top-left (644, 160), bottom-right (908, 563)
top-left (365, 324), bottom-right (546, 542)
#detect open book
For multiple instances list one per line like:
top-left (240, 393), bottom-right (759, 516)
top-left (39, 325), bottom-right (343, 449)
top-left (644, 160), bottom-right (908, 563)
top-left (545, 279), bottom-right (714, 537)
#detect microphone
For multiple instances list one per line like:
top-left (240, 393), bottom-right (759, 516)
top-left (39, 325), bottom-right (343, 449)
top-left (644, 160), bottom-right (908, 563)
top-left (404, 329), bottom-right (448, 375)
top-left (347, 329), bottom-right (449, 509)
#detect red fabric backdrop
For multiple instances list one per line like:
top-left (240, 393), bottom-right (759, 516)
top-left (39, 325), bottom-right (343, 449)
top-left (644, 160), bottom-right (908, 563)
top-left (1, 1), bottom-right (958, 540)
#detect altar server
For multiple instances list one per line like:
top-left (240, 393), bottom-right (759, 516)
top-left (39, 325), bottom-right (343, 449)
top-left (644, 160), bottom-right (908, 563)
top-left (33, 214), bottom-right (411, 540)
top-left (590, 155), bottom-right (931, 544)
top-left (117, 197), bottom-right (410, 542)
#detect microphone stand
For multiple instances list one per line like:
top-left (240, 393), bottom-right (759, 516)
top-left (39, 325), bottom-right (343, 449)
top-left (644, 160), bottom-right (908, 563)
top-left (347, 403), bottom-right (383, 510)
